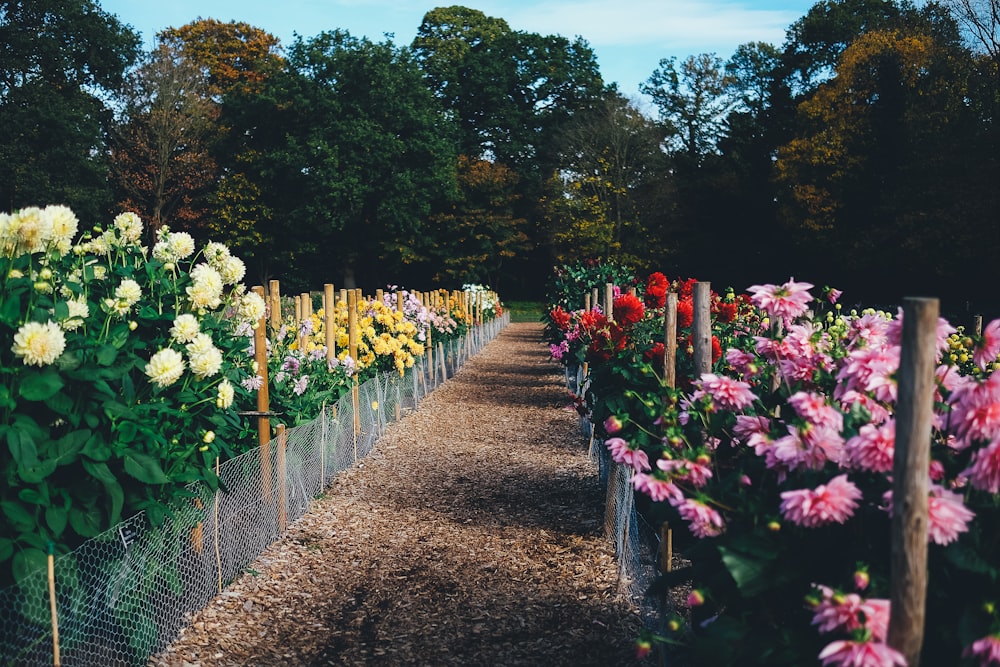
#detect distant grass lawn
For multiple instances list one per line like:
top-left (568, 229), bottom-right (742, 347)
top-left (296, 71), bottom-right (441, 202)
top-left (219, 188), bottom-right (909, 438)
top-left (505, 300), bottom-right (544, 323)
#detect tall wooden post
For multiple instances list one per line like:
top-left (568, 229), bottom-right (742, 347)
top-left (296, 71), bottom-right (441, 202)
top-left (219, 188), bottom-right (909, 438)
top-left (324, 284), bottom-right (336, 362)
top-left (348, 289), bottom-right (360, 461)
top-left (604, 283), bottom-right (615, 321)
top-left (295, 294), bottom-right (305, 351)
top-left (591, 287), bottom-right (600, 313)
top-left (664, 293), bottom-right (678, 390)
top-left (268, 280), bottom-right (281, 332)
top-left (276, 424), bottom-right (287, 533)
top-left (253, 286), bottom-right (272, 501)
top-left (888, 297), bottom-right (938, 667)
top-left (692, 282), bottom-right (712, 377)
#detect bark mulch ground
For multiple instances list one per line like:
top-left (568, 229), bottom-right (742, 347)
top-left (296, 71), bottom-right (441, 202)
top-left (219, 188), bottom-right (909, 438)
top-left (149, 321), bottom-right (644, 667)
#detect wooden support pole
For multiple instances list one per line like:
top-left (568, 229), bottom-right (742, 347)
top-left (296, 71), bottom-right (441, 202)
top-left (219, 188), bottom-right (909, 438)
top-left (974, 314), bottom-right (983, 337)
top-left (276, 423), bottom-right (287, 533)
top-left (268, 280), bottom-right (281, 332)
top-left (888, 297), bottom-right (938, 667)
top-left (253, 286), bottom-right (272, 501)
top-left (214, 456), bottom-right (222, 594)
top-left (584, 293), bottom-right (591, 311)
top-left (605, 283), bottom-right (615, 321)
top-left (324, 284), bottom-right (336, 362)
top-left (295, 294), bottom-right (305, 351)
top-left (47, 546), bottom-right (60, 667)
top-left (692, 282), bottom-right (712, 377)
top-left (664, 293), bottom-right (678, 389)
top-left (396, 290), bottom-right (404, 313)
top-left (591, 287), bottom-right (600, 313)
top-left (348, 289), bottom-right (360, 460)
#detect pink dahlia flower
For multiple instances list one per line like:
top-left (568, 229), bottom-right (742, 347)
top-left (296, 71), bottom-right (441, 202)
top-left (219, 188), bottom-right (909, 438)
top-left (694, 373), bottom-right (758, 411)
top-left (747, 278), bottom-right (815, 324)
top-left (976, 319), bottom-right (1000, 371)
top-left (963, 437), bottom-right (1000, 493)
top-left (964, 634), bottom-right (1000, 665)
top-left (605, 437), bottom-right (651, 472)
top-left (950, 373), bottom-right (1000, 449)
top-left (812, 586), bottom-right (890, 641)
top-left (818, 640), bottom-right (906, 667)
top-left (789, 391), bottom-right (844, 433)
top-left (780, 474), bottom-right (862, 528)
top-left (632, 472), bottom-right (683, 503)
top-left (844, 421), bottom-right (895, 474)
top-left (674, 497), bottom-right (725, 538)
top-left (657, 456), bottom-right (713, 488)
top-left (927, 484), bottom-right (975, 545)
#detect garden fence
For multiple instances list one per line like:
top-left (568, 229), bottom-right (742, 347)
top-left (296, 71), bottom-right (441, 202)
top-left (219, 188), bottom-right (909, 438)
top-left (0, 314), bottom-right (508, 667)
top-left (567, 364), bottom-right (666, 631)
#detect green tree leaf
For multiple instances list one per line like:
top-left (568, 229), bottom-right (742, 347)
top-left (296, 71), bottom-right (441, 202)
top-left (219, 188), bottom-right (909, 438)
top-left (18, 368), bottom-right (65, 401)
top-left (124, 452), bottom-right (170, 484)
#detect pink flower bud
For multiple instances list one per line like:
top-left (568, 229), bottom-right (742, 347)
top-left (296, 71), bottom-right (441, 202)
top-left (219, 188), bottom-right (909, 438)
top-left (604, 415), bottom-right (624, 434)
top-left (687, 589), bottom-right (705, 607)
top-left (740, 474), bottom-right (752, 487)
top-left (854, 570), bottom-right (870, 591)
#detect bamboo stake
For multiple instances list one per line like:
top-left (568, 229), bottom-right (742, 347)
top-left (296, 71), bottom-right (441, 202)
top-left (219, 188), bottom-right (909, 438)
top-left (214, 457), bottom-right (222, 594)
top-left (664, 293), bottom-right (678, 388)
top-left (888, 297), bottom-right (937, 667)
top-left (324, 284), bottom-right (336, 362)
top-left (276, 424), bottom-right (287, 533)
top-left (348, 289), bottom-right (360, 462)
top-left (253, 286), bottom-right (272, 501)
top-left (692, 282), bottom-right (712, 377)
top-left (268, 280), bottom-right (281, 332)
top-left (47, 545), bottom-right (60, 667)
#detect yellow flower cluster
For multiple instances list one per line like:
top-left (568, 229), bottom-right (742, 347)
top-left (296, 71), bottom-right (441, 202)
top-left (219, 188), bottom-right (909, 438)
top-left (285, 295), bottom-right (427, 377)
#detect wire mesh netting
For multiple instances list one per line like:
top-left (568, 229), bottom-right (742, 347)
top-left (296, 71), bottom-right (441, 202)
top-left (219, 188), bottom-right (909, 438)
top-left (0, 314), bottom-right (508, 667)
top-left (572, 364), bottom-right (666, 629)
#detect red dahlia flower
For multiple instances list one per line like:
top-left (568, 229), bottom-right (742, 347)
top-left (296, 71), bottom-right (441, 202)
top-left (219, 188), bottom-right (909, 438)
top-left (549, 306), bottom-right (571, 331)
top-left (676, 299), bottom-right (694, 328)
top-left (613, 293), bottom-right (645, 327)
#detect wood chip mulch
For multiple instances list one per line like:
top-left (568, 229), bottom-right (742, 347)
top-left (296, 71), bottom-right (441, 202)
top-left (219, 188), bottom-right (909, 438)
top-left (149, 322), bottom-right (644, 667)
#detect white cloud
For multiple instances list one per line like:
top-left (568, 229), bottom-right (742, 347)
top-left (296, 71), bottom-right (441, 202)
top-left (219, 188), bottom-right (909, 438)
top-left (482, 0), bottom-right (798, 50)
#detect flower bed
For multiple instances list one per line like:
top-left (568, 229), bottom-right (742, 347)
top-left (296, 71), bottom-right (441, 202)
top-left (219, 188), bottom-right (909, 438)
top-left (545, 265), bottom-right (1000, 666)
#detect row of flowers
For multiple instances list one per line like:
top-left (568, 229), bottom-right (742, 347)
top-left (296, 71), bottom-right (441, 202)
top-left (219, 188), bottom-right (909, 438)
top-left (0, 204), bottom-right (502, 590)
top-left (544, 264), bottom-right (1000, 666)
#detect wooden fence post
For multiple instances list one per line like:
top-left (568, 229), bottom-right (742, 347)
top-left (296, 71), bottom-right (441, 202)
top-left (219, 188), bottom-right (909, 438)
top-left (664, 293), bottom-right (678, 389)
top-left (591, 288), bottom-right (599, 313)
top-left (888, 297), bottom-right (937, 667)
top-left (276, 423), bottom-right (287, 533)
top-left (324, 284), bottom-right (336, 362)
top-left (692, 282), bottom-right (712, 377)
top-left (253, 286), bottom-right (272, 501)
top-left (268, 280), bottom-right (281, 332)
top-left (605, 283), bottom-right (615, 322)
top-left (348, 289), bottom-right (360, 461)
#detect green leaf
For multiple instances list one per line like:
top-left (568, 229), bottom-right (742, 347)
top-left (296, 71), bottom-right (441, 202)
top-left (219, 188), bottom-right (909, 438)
top-left (53, 300), bottom-right (69, 320)
top-left (18, 458), bottom-right (57, 484)
top-left (12, 547), bottom-right (48, 585)
top-left (47, 390), bottom-right (74, 416)
top-left (96, 344), bottom-right (118, 366)
top-left (45, 506), bottom-right (68, 537)
top-left (18, 367), bottom-right (64, 401)
top-left (17, 488), bottom-right (49, 506)
top-left (124, 452), bottom-right (170, 484)
top-left (81, 433), bottom-right (111, 461)
top-left (55, 429), bottom-right (91, 462)
top-left (1, 502), bottom-right (36, 532)
top-left (82, 459), bottom-right (117, 484)
top-left (0, 384), bottom-right (15, 410)
top-left (6, 429), bottom-right (39, 467)
top-left (0, 537), bottom-right (13, 563)
top-left (718, 541), bottom-right (777, 597)
top-left (69, 504), bottom-right (103, 537)
top-left (82, 460), bottom-right (124, 524)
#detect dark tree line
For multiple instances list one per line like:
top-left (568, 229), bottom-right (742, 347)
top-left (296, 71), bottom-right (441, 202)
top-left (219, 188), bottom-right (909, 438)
top-left (1, 0), bottom-right (998, 312)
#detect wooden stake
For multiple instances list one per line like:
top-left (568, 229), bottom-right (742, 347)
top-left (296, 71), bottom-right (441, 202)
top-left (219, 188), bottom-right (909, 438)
top-left (276, 424), bottom-right (287, 533)
top-left (268, 280), bottom-right (281, 332)
top-left (605, 283), bottom-right (615, 321)
top-left (214, 457), bottom-right (222, 594)
top-left (664, 293), bottom-right (678, 389)
top-left (888, 297), bottom-right (937, 667)
top-left (295, 294), bottom-right (304, 351)
top-left (591, 288), bottom-right (599, 313)
top-left (974, 314), bottom-right (983, 337)
top-left (47, 546), bottom-right (60, 667)
top-left (348, 289), bottom-right (360, 461)
top-left (253, 286), bottom-right (272, 501)
top-left (324, 284), bottom-right (336, 362)
top-left (692, 282), bottom-right (712, 377)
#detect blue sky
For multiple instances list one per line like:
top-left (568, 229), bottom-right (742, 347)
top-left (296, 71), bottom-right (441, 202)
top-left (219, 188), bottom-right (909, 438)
top-left (98, 0), bottom-right (821, 101)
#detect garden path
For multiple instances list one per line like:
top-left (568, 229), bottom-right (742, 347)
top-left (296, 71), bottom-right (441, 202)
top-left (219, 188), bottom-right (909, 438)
top-left (150, 322), bottom-right (642, 667)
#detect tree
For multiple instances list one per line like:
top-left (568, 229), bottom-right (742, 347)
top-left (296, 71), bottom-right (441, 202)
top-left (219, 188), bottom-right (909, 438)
top-left (110, 43), bottom-right (218, 238)
top-left (0, 0), bottom-right (140, 218)
top-left (939, 0), bottom-right (1000, 58)
top-left (422, 155), bottom-right (529, 285)
top-left (548, 92), bottom-right (666, 265)
top-left (231, 30), bottom-right (456, 289)
top-left (641, 53), bottom-right (733, 162)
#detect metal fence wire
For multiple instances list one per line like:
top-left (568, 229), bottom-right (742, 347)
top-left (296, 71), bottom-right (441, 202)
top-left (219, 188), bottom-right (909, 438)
top-left (574, 365), bottom-right (665, 629)
top-left (0, 314), bottom-right (508, 667)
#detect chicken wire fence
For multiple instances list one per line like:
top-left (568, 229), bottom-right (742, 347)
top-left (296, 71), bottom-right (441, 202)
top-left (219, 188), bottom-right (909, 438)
top-left (568, 364), bottom-right (666, 629)
top-left (0, 314), bottom-right (508, 667)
